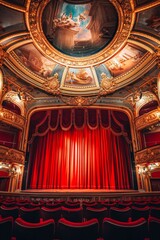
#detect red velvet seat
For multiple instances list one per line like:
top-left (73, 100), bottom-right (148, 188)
top-left (41, 206), bottom-right (62, 222)
top-left (150, 207), bottom-right (160, 219)
top-left (131, 206), bottom-right (150, 221)
top-left (64, 201), bottom-right (80, 208)
top-left (85, 206), bottom-right (108, 235)
top-left (14, 217), bottom-right (55, 240)
top-left (19, 207), bottom-right (40, 223)
top-left (0, 205), bottom-right (19, 220)
top-left (58, 217), bottom-right (99, 240)
top-left (133, 201), bottom-right (148, 208)
top-left (82, 202), bottom-right (99, 219)
top-left (117, 201), bottom-right (133, 208)
top-left (0, 216), bottom-right (13, 240)
top-left (150, 201), bottom-right (160, 208)
top-left (102, 217), bottom-right (147, 240)
top-left (45, 202), bottom-right (62, 208)
top-left (61, 206), bottom-right (83, 222)
top-left (110, 206), bottom-right (131, 222)
top-left (148, 216), bottom-right (160, 240)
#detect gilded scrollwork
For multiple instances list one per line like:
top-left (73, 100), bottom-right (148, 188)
top-left (135, 145), bottom-right (160, 164)
top-left (43, 73), bottom-right (60, 94)
top-left (0, 107), bottom-right (25, 129)
top-left (135, 109), bottom-right (160, 130)
top-left (60, 95), bottom-right (99, 106)
top-left (0, 146), bottom-right (25, 165)
top-left (0, 46), bottom-right (8, 67)
top-left (99, 72), bottom-right (116, 95)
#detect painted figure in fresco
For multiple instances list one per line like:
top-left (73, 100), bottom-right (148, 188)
top-left (66, 69), bottom-right (92, 85)
top-left (53, 12), bottom-right (85, 29)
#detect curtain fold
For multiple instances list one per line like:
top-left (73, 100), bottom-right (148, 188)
top-left (27, 125), bottom-right (133, 190)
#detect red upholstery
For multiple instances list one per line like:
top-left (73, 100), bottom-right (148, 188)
top-left (61, 206), bottom-right (83, 222)
top-left (14, 217), bottom-right (55, 240)
top-left (41, 206), bottom-right (62, 222)
top-left (110, 206), bottom-right (132, 222)
top-left (148, 216), bottom-right (160, 240)
top-left (131, 206), bottom-right (150, 220)
top-left (0, 216), bottom-right (13, 240)
top-left (133, 201), bottom-right (148, 208)
top-left (150, 201), bottom-right (160, 208)
top-left (85, 206), bottom-right (108, 235)
top-left (64, 201), bottom-right (80, 208)
top-left (150, 207), bottom-right (160, 219)
top-left (58, 217), bottom-right (99, 240)
top-left (102, 217), bottom-right (147, 240)
top-left (19, 207), bottom-right (40, 223)
top-left (45, 202), bottom-right (62, 208)
top-left (117, 201), bottom-right (133, 208)
top-left (0, 205), bottom-right (19, 220)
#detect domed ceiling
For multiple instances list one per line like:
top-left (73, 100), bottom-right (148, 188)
top-left (0, 0), bottom-right (159, 111)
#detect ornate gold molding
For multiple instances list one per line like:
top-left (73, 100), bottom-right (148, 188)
top-left (0, 107), bottom-right (25, 129)
top-left (60, 95), bottom-right (99, 106)
top-left (135, 145), bottom-right (160, 164)
top-left (43, 73), bottom-right (60, 94)
top-left (135, 108), bottom-right (160, 130)
top-left (0, 145), bottom-right (25, 165)
top-left (27, 0), bottom-right (133, 67)
top-left (0, 46), bottom-right (8, 67)
top-left (99, 73), bottom-right (116, 95)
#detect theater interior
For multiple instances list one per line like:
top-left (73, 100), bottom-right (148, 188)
top-left (0, 0), bottom-right (160, 239)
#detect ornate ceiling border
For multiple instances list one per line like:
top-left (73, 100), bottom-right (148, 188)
top-left (26, 0), bottom-right (133, 67)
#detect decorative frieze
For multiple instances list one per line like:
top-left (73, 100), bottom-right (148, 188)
top-left (135, 109), bottom-right (160, 130)
top-left (0, 145), bottom-right (25, 165)
top-left (135, 145), bottom-right (160, 164)
top-left (0, 107), bottom-right (25, 129)
top-left (60, 95), bottom-right (99, 106)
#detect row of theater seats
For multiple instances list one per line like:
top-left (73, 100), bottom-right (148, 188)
top-left (0, 204), bottom-right (160, 222)
top-left (0, 198), bottom-right (160, 240)
top-left (0, 214), bottom-right (160, 240)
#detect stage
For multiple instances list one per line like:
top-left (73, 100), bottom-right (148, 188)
top-left (0, 189), bottom-right (160, 202)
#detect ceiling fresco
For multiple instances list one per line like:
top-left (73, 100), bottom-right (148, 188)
top-left (43, 0), bottom-right (118, 57)
top-left (0, 0), bottom-right (159, 110)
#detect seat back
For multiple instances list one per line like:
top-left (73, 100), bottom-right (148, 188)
top-left (110, 207), bottom-right (131, 222)
top-left (58, 217), bottom-right (99, 240)
top-left (14, 217), bottom-right (55, 240)
top-left (0, 216), bottom-right (13, 240)
top-left (150, 207), bottom-right (160, 219)
top-left (19, 207), bottom-right (40, 223)
top-left (85, 207), bottom-right (108, 235)
top-left (148, 216), bottom-right (160, 240)
top-left (0, 205), bottom-right (19, 220)
top-left (61, 206), bottom-right (83, 222)
top-left (102, 217), bottom-right (147, 240)
top-left (131, 206), bottom-right (150, 221)
top-left (41, 206), bottom-right (62, 222)
top-left (64, 201), bottom-right (80, 208)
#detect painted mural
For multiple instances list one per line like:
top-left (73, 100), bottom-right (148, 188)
top-left (42, 0), bottom-right (118, 57)
top-left (15, 44), bottom-right (58, 78)
top-left (135, 6), bottom-right (160, 36)
top-left (104, 44), bottom-right (146, 77)
top-left (63, 67), bottom-right (96, 88)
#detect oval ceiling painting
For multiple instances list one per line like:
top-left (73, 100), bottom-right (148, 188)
top-left (42, 0), bottom-right (118, 57)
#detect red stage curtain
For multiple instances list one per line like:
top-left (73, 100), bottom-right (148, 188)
top-left (27, 125), bottom-right (132, 189)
